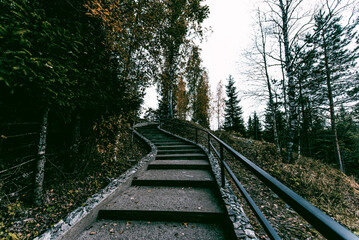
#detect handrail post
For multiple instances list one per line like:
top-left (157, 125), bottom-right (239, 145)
top-left (207, 132), bottom-right (210, 153)
top-left (220, 144), bottom-right (225, 188)
top-left (195, 128), bottom-right (198, 144)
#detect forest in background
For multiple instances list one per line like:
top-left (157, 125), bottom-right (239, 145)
top-left (0, 0), bottom-right (209, 238)
top-left (206, 0), bottom-right (359, 179)
top-left (1, 0), bottom-right (359, 238)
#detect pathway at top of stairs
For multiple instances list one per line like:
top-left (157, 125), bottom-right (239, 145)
top-left (75, 124), bottom-right (236, 240)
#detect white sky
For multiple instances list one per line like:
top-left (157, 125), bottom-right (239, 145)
top-left (200, 0), bottom-right (262, 129)
top-left (143, 0), bottom-right (260, 129)
top-left (143, 0), bottom-right (359, 129)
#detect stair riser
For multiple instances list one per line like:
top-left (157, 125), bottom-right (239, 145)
top-left (156, 156), bottom-right (207, 160)
top-left (157, 150), bottom-right (202, 155)
top-left (132, 179), bottom-right (216, 188)
top-left (157, 146), bottom-right (197, 150)
top-left (148, 165), bottom-right (210, 170)
top-left (154, 142), bottom-right (188, 146)
top-left (98, 210), bottom-right (226, 224)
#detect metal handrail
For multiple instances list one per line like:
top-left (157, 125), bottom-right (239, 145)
top-left (161, 120), bottom-right (359, 240)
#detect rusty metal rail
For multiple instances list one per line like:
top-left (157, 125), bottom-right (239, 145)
top-left (160, 120), bottom-right (359, 240)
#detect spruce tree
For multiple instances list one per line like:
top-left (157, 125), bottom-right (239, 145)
top-left (307, 11), bottom-right (359, 171)
top-left (223, 75), bottom-right (245, 134)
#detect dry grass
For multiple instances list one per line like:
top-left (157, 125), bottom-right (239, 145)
top-left (162, 120), bottom-right (359, 238)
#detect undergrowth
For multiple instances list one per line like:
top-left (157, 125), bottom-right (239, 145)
top-left (0, 119), bottom-right (148, 240)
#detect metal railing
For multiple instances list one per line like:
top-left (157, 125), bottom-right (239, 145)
top-left (160, 120), bottom-right (359, 240)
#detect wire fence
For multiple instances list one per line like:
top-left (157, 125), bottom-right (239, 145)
top-left (0, 121), bottom-right (39, 203)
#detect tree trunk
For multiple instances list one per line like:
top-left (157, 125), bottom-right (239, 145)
top-left (279, 0), bottom-right (296, 163)
top-left (33, 108), bottom-right (49, 206)
top-left (322, 33), bottom-right (344, 172)
top-left (72, 114), bottom-right (81, 155)
top-left (279, 36), bottom-right (289, 124)
top-left (258, 11), bottom-right (281, 152)
top-left (169, 88), bottom-right (173, 119)
top-left (297, 111), bottom-right (301, 161)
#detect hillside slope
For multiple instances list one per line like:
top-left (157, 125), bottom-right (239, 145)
top-left (216, 131), bottom-right (359, 239)
top-left (162, 120), bottom-right (359, 239)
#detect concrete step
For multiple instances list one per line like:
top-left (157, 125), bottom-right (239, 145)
top-left (148, 160), bottom-right (210, 170)
top-left (156, 153), bottom-right (207, 160)
top-left (146, 137), bottom-right (178, 141)
top-left (151, 139), bottom-right (187, 143)
top-left (76, 220), bottom-right (229, 240)
top-left (154, 142), bottom-right (188, 146)
top-left (157, 145), bottom-right (198, 150)
top-left (98, 210), bottom-right (226, 223)
top-left (135, 169), bottom-right (213, 181)
top-left (132, 179), bottom-right (216, 188)
top-left (157, 149), bottom-right (203, 155)
top-left (102, 186), bottom-right (224, 213)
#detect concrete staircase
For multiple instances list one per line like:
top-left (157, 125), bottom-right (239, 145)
top-left (76, 124), bottom-right (236, 240)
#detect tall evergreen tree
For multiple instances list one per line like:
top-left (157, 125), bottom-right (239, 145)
top-left (263, 99), bottom-right (286, 147)
top-left (248, 112), bottom-right (262, 140)
top-left (306, 11), bottom-right (359, 172)
top-left (223, 75), bottom-right (245, 134)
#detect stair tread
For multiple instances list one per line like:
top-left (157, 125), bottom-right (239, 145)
top-left (157, 145), bottom-right (197, 149)
top-left (103, 186), bottom-right (224, 213)
top-left (150, 160), bottom-right (209, 165)
top-left (76, 220), bottom-right (226, 240)
top-left (157, 153), bottom-right (206, 157)
top-left (136, 169), bottom-right (213, 181)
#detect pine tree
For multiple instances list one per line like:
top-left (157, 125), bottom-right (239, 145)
top-left (263, 99), bottom-right (286, 147)
top-left (307, 11), bottom-right (359, 172)
top-left (223, 75), bottom-right (245, 134)
top-left (248, 112), bottom-right (261, 140)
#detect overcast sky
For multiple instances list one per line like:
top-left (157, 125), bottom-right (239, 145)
top-left (201, 0), bottom-right (261, 128)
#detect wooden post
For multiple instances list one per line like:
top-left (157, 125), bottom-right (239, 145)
top-left (34, 108), bottom-right (49, 206)
top-left (220, 144), bottom-right (225, 188)
top-left (195, 128), bottom-right (198, 144)
top-left (207, 132), bottom-right (211, 153)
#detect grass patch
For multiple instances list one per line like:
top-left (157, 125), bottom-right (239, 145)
top-left (162, 119), bottom-right (359, 238)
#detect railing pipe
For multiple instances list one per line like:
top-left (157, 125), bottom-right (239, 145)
top-left (160, 120), bottom-right (359, 240)
top-left (210, 142), bottom-right (220, 160)
top-left (223, 161), bottom-right (281, 240)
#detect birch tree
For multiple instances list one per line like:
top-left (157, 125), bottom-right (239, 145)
top-left (214, 80), bottom-right (225, 129)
